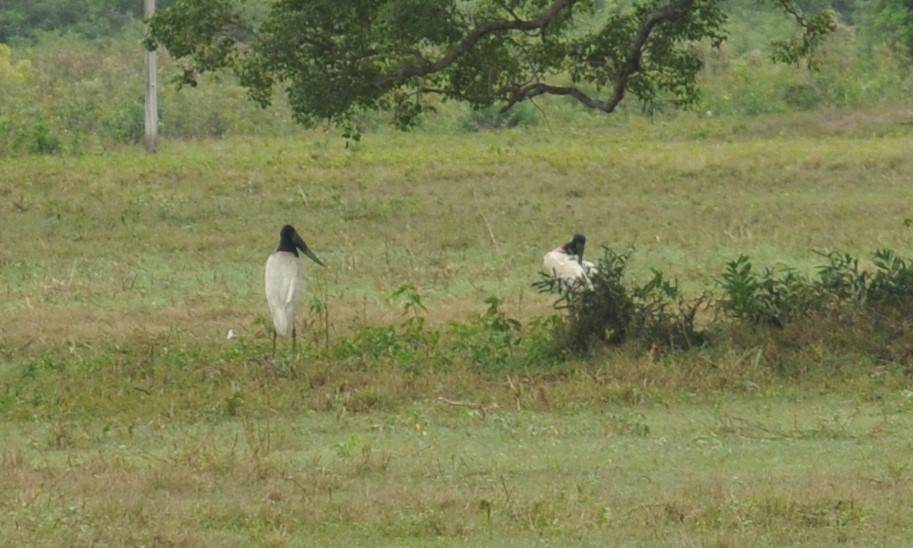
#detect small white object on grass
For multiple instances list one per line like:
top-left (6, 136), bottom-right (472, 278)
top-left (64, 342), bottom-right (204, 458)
top-left (226, 329), bottom-right (238, 341)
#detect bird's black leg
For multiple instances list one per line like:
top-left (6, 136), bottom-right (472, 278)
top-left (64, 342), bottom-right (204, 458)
top-left (271, 329), bottom-right (277, 359)
top-left (292, 325), bottom-right (298, 361)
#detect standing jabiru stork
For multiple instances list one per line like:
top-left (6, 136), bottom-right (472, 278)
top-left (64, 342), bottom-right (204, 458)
top-left (265, 224), bottom-right (324, 358)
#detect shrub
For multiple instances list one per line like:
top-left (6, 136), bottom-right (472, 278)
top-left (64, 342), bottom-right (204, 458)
top-left (782, 83), bottom-right (821, 110)
top-left (16, 122), bottom-right (62, 154)
top-left (866, 249), bottom-right (913, 305)
top-left (717, 255), bottom-right (815, 327)
top-left (446, 296), bottom-right (523, 371)
top-left (535, 247), bottom-right (705, 355)
top-left (102, 101), bottom-right (146, 144)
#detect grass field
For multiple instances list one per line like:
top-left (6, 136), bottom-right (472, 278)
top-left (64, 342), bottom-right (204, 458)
top-left (3, 110), bottom-right (913, 545)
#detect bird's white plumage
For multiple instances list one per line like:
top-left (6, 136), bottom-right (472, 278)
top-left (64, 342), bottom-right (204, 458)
top-left (544, 248), bottom-right (595, 289)
top-left (265, 251), bottom-right (302, 337)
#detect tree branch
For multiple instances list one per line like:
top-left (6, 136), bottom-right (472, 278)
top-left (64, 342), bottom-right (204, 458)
top-left (502, 0), bottom-right (695, 113)
top-left (501, 83), bottom-right (613, 112)
top-left (377, 0), bottom-right (578, 86)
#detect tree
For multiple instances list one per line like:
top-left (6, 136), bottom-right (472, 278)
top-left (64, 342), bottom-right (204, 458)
top-left (145, 0), bottom-right (836, 135)
top-left (868, 0), bottom-right (913, 61)
top-left (0, 0), bottom-right (178, 42)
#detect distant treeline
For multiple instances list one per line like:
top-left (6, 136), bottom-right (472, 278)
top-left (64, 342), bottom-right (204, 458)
top-left (0, 0), bottom-right (177, 42)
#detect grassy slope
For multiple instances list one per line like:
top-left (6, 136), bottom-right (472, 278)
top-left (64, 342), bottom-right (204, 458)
top-left (3, 111), bottom-right (913, 545)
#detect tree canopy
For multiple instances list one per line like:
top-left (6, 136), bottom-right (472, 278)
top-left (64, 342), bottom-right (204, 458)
top-left (145, 0), bottom-right (836, 134)
top-left (0, 0), bottom-right (178, 42)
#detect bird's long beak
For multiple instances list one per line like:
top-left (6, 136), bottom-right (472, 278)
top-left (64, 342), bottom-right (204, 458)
top-left (292, 232), bottom-right (325, 266)
top-left (302, 247), bottom-right (324, 267)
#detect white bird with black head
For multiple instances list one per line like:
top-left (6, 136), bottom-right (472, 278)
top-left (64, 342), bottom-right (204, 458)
top-left (543, 233), bottom-right (596, 290)
top-left (265, 224), bottom-right (325, 358)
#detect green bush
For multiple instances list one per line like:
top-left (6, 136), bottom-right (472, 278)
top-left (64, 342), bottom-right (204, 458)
top-left (535, 247), bottom-right (705, 355)
top-left (446, 296), bottom-right (523, 370)
top-left (782, 83), bottom-right (821, 110)
top-left (866, 249), bottom-right (913, 304)
top-left (531, 246), bottom-right (913, 367)
top-left (717, 255), bottom-right (815, 327)
top-left (16, 122), bottom-right (62, 154)
top-left (102, 101), bottom-right (146, 144)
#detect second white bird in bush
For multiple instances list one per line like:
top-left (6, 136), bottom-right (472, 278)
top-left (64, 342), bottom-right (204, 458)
top-left (543, 233), bottom-right (596, 290)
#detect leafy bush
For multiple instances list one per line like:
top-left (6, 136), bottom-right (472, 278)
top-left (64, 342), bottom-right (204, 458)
top-left (720, 250), bottom-right (913, 329)
top-left (102, 101), bottom-right (146, 144)
top-left (331, 285), bottom-right (440, 372)
top-left (535, 247), bottom-right (705, 355)
top-left (717, 255), bottom-right (815, 327)
top-left (631, 269), bottom-right (706, 352)
top-left (813, 251), bottom-right (868, 307)
top-left (530, 245), bottom-right (913, 367)
top-left (16, 122), bottom-right (62, 154)
top-left (447, 296), bottom-right (522, 370)
top-left (866, 249), bottom-right (913, 305)
top-left (782, 83), bottom-right (821, 110)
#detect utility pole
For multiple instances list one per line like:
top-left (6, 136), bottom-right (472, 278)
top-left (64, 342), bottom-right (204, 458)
top-left (144, 0), bottom-right (158, 153)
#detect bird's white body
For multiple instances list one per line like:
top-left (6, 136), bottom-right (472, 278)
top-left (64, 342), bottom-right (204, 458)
top-left (265, 251), bottom-right (302, 337)
top-left (264, 224), bottom-right (324, 359)
top-left (544, 247), bottom-right (596, 289)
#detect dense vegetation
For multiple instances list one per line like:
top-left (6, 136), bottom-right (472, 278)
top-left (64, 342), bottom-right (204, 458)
top-left (0, 0), bottom-right (912, 154)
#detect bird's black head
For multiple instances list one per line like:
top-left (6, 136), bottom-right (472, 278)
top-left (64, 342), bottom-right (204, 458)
top-left (565, 233), bottom-right (587, 258)
top-left (277, 224), bottom-right (325, 267)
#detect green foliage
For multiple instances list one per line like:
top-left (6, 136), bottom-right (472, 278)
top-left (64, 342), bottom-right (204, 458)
top-left (719, 250), bottom-right (913, 329)
top-left (718, 255), bottom-right (813, 327)
top-left (535, 247), bottom-right (705, 355)
top-left (631, 268), bottom-right (706, 351)
top-left (447, 296), bottom-right (523, 370)
top-left (529, 245), bottom-right (913, 363)
top-left (0, 28), bottom-right (308, 154)
top-left (0, 0), bottom-right (177, 42)
top-left (713, 250), bottom-right (913, 374)
top-left (1, 4), bottom-right (911, 152)
top-left (867, 0), bottom-right (913, 61)
top-left (867, 249), bottom-right (913, 304)
top-left (102, 101), bottom-right (146, 144)
top-left (14, 122), bottom-right (63, 154)
top-left (330, 285), bottom-right (437, 372)
top-left (814, 250), bottom-right (868, 306)
top-left (767, 0), bottom-right (839, 68)
top-left (146, 0), bottom-right (835, 132)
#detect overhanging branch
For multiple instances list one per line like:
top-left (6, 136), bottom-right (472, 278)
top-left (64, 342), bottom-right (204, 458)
top-left (503, 0), bottom-right (695, 113)
top-left (378, 0), bottom-right (578, 86)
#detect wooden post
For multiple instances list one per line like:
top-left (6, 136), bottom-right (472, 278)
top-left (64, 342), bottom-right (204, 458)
top-left (144, 0), bottom-right (158, 153)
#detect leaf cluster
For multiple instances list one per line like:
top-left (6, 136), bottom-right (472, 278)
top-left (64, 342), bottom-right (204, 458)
top-left (537, 246), bottom-right (913, 360)
top-left (534, 246), bottom-right (705, 355)
top-left (146, 0), bottom-right (836, 134)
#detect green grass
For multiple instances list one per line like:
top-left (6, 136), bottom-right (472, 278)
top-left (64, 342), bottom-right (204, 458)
top-left (3, 109), bottom-right (913, 347)
top-left (3, 111), bottom-right (913, 544)
top-left (3, 390), bottom-right (913, 545)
